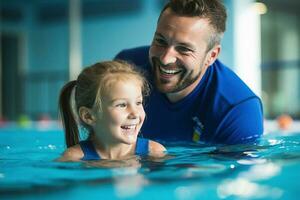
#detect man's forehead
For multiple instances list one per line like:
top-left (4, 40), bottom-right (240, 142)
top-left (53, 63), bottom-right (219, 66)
top-left (159, 8), bottom-right (211, 29)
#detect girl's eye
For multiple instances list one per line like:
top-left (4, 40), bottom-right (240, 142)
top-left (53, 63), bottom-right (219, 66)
top-left (116, 103), bottom-right (126, 108)
top-left (136, 101), bottom-right (143, 106)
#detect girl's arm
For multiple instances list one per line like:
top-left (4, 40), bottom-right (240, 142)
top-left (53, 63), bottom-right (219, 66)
top-left (148, 140), bottom-right (166, 157)
top-left (56, 145), bottom-right (83, 162)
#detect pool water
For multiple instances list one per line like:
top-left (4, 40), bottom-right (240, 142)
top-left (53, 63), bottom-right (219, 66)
top-left (1, 127), bottom-right (300, 200)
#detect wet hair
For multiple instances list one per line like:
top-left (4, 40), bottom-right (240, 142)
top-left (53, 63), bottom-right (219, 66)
top-left (59, 60), bottom-right (149, 147)
top-left (159, 0), bottom-right (227, 51)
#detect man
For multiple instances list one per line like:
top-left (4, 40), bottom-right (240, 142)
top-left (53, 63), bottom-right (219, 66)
top-left (115, 0), bottom-right (263, 144)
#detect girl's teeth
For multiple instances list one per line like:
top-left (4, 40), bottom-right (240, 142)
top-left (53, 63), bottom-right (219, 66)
top-left (122, 125), bottom-right (135, 129)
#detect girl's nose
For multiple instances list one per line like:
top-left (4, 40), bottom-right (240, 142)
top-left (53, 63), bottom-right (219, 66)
top-left (128, 106), bottom-right (139, 119)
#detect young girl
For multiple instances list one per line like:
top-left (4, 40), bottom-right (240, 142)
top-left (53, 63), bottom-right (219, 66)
top-left (57, 60), bottom-right (166, 161)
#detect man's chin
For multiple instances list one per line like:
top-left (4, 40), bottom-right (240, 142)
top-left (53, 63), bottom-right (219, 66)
top-left (155, 83), bottom-right (177, 94)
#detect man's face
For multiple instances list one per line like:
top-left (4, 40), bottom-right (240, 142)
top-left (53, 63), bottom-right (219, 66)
top-left (149, 8), bottom-right (217, 100)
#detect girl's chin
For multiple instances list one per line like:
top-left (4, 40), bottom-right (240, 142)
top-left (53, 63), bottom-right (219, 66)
top-left (122, 133), bottom-right (138, 144)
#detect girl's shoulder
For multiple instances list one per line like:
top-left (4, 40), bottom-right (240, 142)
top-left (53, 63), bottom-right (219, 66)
top-left (57, 144), bottom-right (84, 162)
top-left (148, 140), bottom-right (166, 157)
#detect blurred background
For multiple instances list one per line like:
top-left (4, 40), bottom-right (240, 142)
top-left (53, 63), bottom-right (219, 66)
top-left (0, 0), bottom-right (299, 126)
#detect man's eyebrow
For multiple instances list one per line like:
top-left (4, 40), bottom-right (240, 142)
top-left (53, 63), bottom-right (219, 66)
top-left (177, 42), bottom-right (196, 51)
top-left (154, 32), bottom-right (165, 38)
top-left (155, 33), bottom-right (196, 51)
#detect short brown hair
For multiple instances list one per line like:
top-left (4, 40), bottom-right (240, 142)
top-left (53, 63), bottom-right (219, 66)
top-left (159, 0), bottom-right (227, 51)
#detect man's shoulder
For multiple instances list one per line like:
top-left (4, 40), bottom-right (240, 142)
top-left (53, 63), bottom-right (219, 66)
top-left (211, 60), bottom-right (259, 105)
top-left (197, 60), bottom-right (263, 144)
top-left (115, 46), bottom-right (150, 66)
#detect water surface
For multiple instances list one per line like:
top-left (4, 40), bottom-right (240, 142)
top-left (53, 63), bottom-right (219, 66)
top-left (1, 128), bottom-right (299, 199)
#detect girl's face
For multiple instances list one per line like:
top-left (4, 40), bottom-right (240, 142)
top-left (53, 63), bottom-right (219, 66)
top-left (92, 79), bottom-right (145, 146)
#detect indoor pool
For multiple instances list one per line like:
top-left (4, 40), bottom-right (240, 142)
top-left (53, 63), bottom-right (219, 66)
top-left (0, 126), bottom-right (300, 200)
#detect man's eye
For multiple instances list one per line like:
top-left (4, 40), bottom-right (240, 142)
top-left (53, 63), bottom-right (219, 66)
top-left (155, 38), bottom-right (167, 46)
top-left (176, 46), bottom-right (192, 53)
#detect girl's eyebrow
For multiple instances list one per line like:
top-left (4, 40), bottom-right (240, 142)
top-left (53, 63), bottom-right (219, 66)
top-left (109, 95), bottom-right (143, 103)
top-left (108, 98), bottom-right (126, 104)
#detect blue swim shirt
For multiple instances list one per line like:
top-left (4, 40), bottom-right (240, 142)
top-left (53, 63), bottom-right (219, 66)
top-left (115, 46), bottom-right (264, 145)
top-left (79, 137), bottom-right (149, 161)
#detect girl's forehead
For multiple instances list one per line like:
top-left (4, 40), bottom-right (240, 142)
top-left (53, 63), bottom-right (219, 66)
top-left (107, 74), bottom-right (142, 86)
top-left (103, 78), bottom-right (143, 95)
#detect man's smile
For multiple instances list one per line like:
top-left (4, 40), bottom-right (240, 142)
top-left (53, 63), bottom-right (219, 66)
top-left (159, 65), bottom-right (182, 75)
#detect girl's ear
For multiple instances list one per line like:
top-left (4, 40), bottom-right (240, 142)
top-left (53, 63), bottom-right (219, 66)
top-left (78, 107), bottom-right (96, 126)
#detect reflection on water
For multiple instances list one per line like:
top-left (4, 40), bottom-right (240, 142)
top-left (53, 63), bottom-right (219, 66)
top-left (0, 132), bottom-right (300, 199)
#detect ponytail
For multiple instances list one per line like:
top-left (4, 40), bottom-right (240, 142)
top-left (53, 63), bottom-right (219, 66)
top-left (59, 80), bottom-right (80, 147)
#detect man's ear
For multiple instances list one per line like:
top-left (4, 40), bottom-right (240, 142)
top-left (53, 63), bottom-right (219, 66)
top-left (78, 107), bottom-right (95, 126)
top-left (204, 44), bottom-right (221, 67)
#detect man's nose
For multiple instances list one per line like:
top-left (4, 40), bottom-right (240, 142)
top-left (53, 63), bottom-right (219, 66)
top-left (160, 47), bottom-right (177, 65)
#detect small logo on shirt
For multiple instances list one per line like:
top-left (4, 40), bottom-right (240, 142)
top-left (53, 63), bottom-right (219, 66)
top-left (192, 117), bottom-right (204, 142)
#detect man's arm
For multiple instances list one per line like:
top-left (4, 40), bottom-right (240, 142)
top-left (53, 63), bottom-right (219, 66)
top-left (214, 97), bottom-right (264, 144)
top-left (114, 46), bottom-right (150, 66)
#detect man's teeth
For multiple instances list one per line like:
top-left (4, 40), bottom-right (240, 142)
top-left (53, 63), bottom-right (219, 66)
top-left (159, 66), bottom-right (181, 74)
